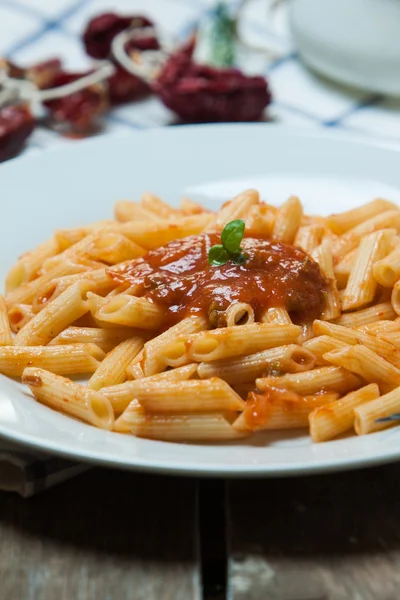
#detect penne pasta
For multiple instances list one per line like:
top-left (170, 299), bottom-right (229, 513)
top-left (302, 335), bottom-right (350, 364)
top-left (6, 190), bottom-right (400, 447)
top-left (0, 344), bottom-right (104, 377)
top-left (50, 326), bottom-right (136, 352)
top-left (103, 364), bottom-right (199, 415)
top-left (140, 192), bottom-right (178, 219)
top-left (326, 199), bottom-right (398, 235)
top-left (260, 307), bottom-right (292, 325)
top-left (93, 294), bottom-right (165, 329)
top-left (391, 280), bottom-right (400, 317)
top-left (163, 324), bottom-right (301, 365)
top-left (213, 189), bottom-right (259, 229)
top-left (323, 345), bottom-right (400, 389)
top-left (179, 197), bottom-right (209, 216)
top-left (297, 322), bottom-right (315, 344)
top-left (272, 195), bottom-right (303, 244)
top-left (294, 223), bottom-right (324, 254)
top-left (309, 383), bottom-right (380, 442)
top-left (22, 367), bottom-right (114, 430)
top-left (120, 410), bottom-right (249, 441)
top-left (7, 303), bottom-right (34, 333)
top-left (5, 238), bottom-right (58, 293)
top-left (377, 331), bottom-right (400, 349)
top-left (332, 210), bottom-right (400, 257)
top-left (224, 302), bottom-right (254, 327)
top-left (233, 390), bottom-right (339, 431)
top-left (54, 226), bottom-right (91, 251)
top-left (244, 204), bottom-right (275, 238)
top-left (126, 348), bottom-right (145, 380)
top-left (31, 267), bottom-right (115, 314)
top-left (130, 377), bottom-right (245, 413)
top-left (0, 295), bottom-right (12, 346)
top-left (119, 214), bottom-right (212, 249)
top-left (87, 336), bottom-right (145, 390)
top-left (373, 243), bottom-right (400, 288)
top-left (334, 301), bottom-right (396, 328)
top-left (358, 320), bottom-right (400, 335)
top-left (85, 232), bottom-right (146, 264)
top-left (333, 248), bottom-right (357, 289)
top-left (197, 344), bottom-right (316, 383)
top-left (312, 237), bottom-right (341, 320)
top-left (313, 319), bottom-right (400, 366)
top-left (114, 200), bottom-right (163, 223)
top-left (257, 366), bottom-right (361, 396)
top-left (14, 282), bottom-right (89, 346)
top-left (5, 257), bottom-right (92, 306)
top-left (141, 316), bottom-right (209, 375)
top-left (354, 387), bottom-right (400, 436)
top-left (341, 229), bottom-right (393, 311)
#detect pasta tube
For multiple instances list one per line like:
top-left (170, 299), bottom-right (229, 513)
top-left (309, 384), bottom-right (380, 442)
top-left (14, 282), bottom-right (89, 346)
top-left (0, 295), bottom-right (12, 346)
top-left (87, 336), bottom-right (145, 390)
top-left (197, 345), bottom-right (316, 383)
top-left (131, 377), bottom-right (245, 413)
top-left (22, 367), bottom-right (114, 430)
top-left (0, 344), bottom-right (104, 377)
top-left (257, 366), bottom-right (361, 395)
top-left (163, 324), bottom-right (301, 364)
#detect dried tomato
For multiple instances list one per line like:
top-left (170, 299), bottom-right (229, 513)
top-left (108, 65), bottom-right (149, 106)
top-left (83, 12), bottom-right (155, 59)
top-left (0, 104), bottom-right (35, 163)
top-left (153, 40), bottom-right (272, 122)
top-left (42, 71), bottom-right (108, 133)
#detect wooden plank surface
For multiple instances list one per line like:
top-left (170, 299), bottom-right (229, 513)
top-left (229, 463), bottom-right (400, 600)
top-left (0, 469), bottom-right (200, 600)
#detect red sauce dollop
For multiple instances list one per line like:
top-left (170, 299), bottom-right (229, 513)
top-left (109, 233), bottom-right (327, 326)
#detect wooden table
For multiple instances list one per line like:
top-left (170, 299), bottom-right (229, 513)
top-left (1, 464), bottom-right (400, 600)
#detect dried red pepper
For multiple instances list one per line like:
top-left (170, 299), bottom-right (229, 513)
top-left (153, 40), bottom-right (271, 122)
top-left (107, 65), bottom-right (149, 105)
top-left (83, 12), bottom-right (159, 105)
top-left (83, 12), bottom-right (156, 59)
top-left (0, 104), bottom-right (35, 162)
top-left (41, 71), bottom-right (108, 133)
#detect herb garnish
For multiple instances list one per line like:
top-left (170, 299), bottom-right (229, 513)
top-left (208, 219), bottom-right (247, 266)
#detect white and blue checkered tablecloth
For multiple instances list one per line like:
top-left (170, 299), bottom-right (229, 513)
top-left (1, 0), bottom-right (400, 152)
top-left (1, 0), bottom-right (400, 496)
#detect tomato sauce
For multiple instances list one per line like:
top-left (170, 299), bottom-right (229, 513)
top-left (243, 388), bottom-right (302, 429)
top-left (109, 233), bottom-right (327, 326)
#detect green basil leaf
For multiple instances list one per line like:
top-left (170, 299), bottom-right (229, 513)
top-left (221, 219), bottom-right (245, 254)
top-left (208, 245), bottom-right (229, 266)
top-left (232, 251), bottom-right (247, 265)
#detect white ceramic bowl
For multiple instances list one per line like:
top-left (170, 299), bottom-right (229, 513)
top-left (2, 124), bottom-right (400, 476)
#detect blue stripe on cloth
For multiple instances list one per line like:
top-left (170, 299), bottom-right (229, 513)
top-left (4, 0), bottom-right (91, 57)
top-left (323, 94), bottom-right (383, 128)
top-left (272, 100), bottom-right (322, 123)
top-left (267, 52), bottom-right (297, 73)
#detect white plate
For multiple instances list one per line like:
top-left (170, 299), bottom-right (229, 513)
top-left (2, 124), bottom-right (400, 477)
